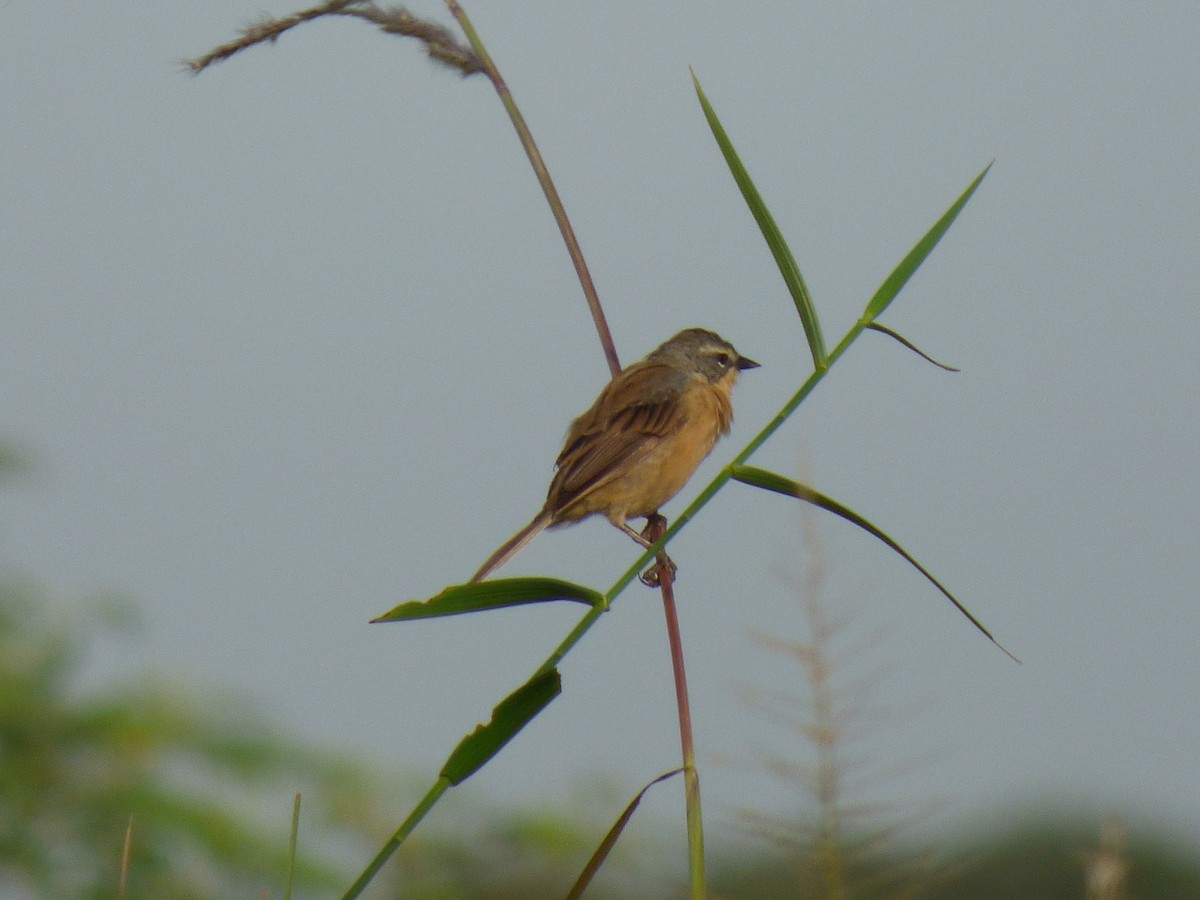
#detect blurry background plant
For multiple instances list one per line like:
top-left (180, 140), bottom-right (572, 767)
top-left (0, 573), bottom-right (380, 897)
top-left (700, 506), bottom-right (1200, 900)
top-left (729, 511), bottom-right (940, 900)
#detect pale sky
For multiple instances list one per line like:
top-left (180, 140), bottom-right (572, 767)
top-left (3, 1), bottom-right (1198, 872)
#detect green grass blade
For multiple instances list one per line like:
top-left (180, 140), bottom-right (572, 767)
top-left (692, 70), bottom-right (827, 369)
top-left (284, 793), bottom-right (300, 900)
top-left (566, 769), bottom-right (682, 900)
top-left (862, 163), bottom-right (992, 322)
top-left (371, 577), bottom-right (604, 622)
top-left (440, 670), bottom-right (562, 785)
top-left (730, 465), bottom-right (1017, 660)
top-left (119, 816), bottom-right (133, 899)
top-left (866, 322), bottom-right (961, 371)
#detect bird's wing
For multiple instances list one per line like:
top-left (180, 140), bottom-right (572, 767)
top-left (548, 362), bottom-right (688, 516)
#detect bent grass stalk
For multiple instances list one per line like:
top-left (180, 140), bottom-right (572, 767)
top-left (446, 0), bottom-right (620, 377)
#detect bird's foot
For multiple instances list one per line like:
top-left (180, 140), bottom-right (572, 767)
top-left (638, 513), bottom-right (676, 588)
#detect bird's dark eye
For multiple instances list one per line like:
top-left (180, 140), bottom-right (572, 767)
top-left (715, 352), bottom-right (731, 368)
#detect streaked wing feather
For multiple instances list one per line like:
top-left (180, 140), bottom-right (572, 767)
top-left (549, 363), bottom-right (688, 514)
top-left (556, 406), bottom-right (659, 497)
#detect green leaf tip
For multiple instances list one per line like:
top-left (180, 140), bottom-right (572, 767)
top-left (372, 577), bottom-right (604, 623)
top-left (691, 69), bottom-right (827, 370)
top-left (730, 465), bottom-right (1018, 662)
top-left (441, 670), bottom-right (562, 785)
top-left (863, 163), bottom-right (992, 323)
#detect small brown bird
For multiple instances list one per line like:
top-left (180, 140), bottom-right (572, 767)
top-left (470, 328), bottom-right (759, 582)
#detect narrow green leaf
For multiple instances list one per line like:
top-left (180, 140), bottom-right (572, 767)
top-left (566, 769), bottom-right (683, 900)
top-left (866, 322), bottom-right (961, 371)
top-left (441, 670), bottom-right (562, 785)
top-left (371, 577), bottom-right (604, 623)
top-left (119, 816), bottom-right (133, 899)
top-left (284, 793), bottom-right (300, 900)
top-left (862, 163), bottom-right (991, 322)
top-left (692, 70), bottom-right (827, 370)
top-left (730, 465), bottom-right (1017, 661)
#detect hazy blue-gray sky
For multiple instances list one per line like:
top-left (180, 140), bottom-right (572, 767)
top-left (3, 1), bottom-right (1198, 869)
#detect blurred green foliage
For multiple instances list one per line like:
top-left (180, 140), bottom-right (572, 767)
top-left (710, 819), bottom-right (1200, 900)
top-left (0, 576), bottom-right (394, 898)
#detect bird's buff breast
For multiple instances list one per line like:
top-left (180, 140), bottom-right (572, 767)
top-left (599, 376), bottom-right (733, 522)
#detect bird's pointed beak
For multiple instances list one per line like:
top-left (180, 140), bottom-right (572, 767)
top-left (736, 355), bottom-right (760, 371)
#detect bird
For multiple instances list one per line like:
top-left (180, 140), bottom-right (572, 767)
top-left (469, 327), bottom-right (759, 583)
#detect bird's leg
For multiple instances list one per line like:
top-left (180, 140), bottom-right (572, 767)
top-left (611, 516), bottom-right (676, 587)
top-left (616, 521), bottom-right (654, 549)
top-left (638, 513), bottom-right (677, 588)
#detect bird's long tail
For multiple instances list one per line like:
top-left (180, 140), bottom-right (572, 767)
top-left (469, 510), bottom-right (554, 583)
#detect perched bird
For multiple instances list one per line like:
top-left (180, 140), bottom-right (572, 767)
top-left (470, 327), bottom-right (759, 582)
